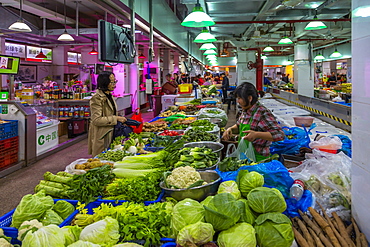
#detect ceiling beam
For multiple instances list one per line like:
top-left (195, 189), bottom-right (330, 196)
top-left (218, 18), bottom-right (351, 24)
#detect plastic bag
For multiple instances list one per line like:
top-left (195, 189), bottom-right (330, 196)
top-left (131, 109), bottom-right (143, 134)
top-left (198, 108), bottom-right (228, 127)
top-left (270, 125), bottom-right (314, 155)
top-left (334, 135), bottom-right (352, 157)
top-left (226, 141), bottom-right (256, 162)
top-left (284, 190), bottom-right (314, 218)
top-left (65, 159), bottom-right (114, 175)
top-left (309, 136), bottom-right (342, 150)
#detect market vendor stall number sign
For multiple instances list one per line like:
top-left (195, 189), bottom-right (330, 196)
top-left (1, 104), bottom-right (8, 114)
top-left (0, 92), bottom-right (8, 101)
top-left (38, 131), bottom-right (58, 146)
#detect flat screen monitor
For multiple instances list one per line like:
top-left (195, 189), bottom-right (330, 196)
top-left (98, 20), bottom-right (135, 64)
top-left (0, 55), bottom-right (20, 75)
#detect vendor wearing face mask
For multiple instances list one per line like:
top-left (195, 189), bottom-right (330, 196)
top-left (222, 82), bottom-right (285, 161)
top-left (88, 71), bottom-right (127, 157)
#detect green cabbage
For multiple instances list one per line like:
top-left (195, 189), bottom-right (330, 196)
top-left (238, 199), bottom-right (258, 225)
top-left (23, 224), bottom-right (65, 247)
top-left (200, 196), bottom-right (214, 207)
top-left (171, 199), bottom-right (205, 236)
top-left (67, 240), bottom-right (101, 247)
top-left (247, 187), bottom-right (286, 214)
top-left (11, 190), bottom-right (54, 228)
top-left (237, 171), bottom-right (264, 198)
top-left (177, 222), bottom-right (214, 247)
top-left (53, 200), bottom-right (75, 219)
top-left (218, 223), bottom-right (256, 247)
top-left (41, 209), bottom-right (63, 226)
top-left (254, 213), bottom-right (294, 247)
top-left (204, 193), bottom-right (242, 232)
top-left (112, 244), bottom-right (143, 247)
top-left (80, 217), bottom-right (120, 246)
top-left (217, 181), bottom-right (241, 199)
top-left (61, 225), bottom-right (82, 246)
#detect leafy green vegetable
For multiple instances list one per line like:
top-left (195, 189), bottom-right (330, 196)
top-left (217, 223), bottom-right (256, 247)
top-left (171, 199), bottom-right (205, 236)
top-left (22, 224), bottom-right (65, 247)
top-left (237, 171), bottom-right (264, 198)
top-left (43, 172), bottom-right (72, 184)
top-left (238, 199), bottom-right (258, 225)
top-left (204, 193), bottom-right (242, 232)
top-left (61, 225), bottom-right (82, 246)
top-left (254, 213), bottom-right (294, 247)
top-left (181, 129), bottom-right (218, 142)
top-left (11, 190), bottom-right (54, 228)
top-left (217, 157), bottom-right (245, 172)
top-left (17, 219), bottom-right (43, 241)
top-left (41, 209), bottom-right (63, 226)
top-left (112, 244), bottom-right (143, 247)
top-left (80, 217), bottom-right (120, 246)
top-left (200, 196), bottom-right (214, 207)
top-left (247, 187), bottom-right (287, 214)
top-left (67, 240), bottom-right (101, 247)
top-left (52, 200), bottom-right (75, 219)
top-left (97, 150), bottom-right (132, 162)
top-left (177, 222), bottom-right (214, 247)
top-left (217, 181), bottom-right (241, 199)
top-left (190, 120), bottom-right (214, 127)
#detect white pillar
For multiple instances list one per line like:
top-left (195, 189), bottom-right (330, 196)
top-left (351, 0), bottom-right (370, 239)
top-left (112, 64), bottom-right (125, 96)
top-left (163, 49), bottom-right (171, 77)
top-left (129, 46), bottom-right (140, 111)
top-left (173, 52), bottom-right (180, 74)
top-left (294, 43), bottom-right (314, 97)
top-left (237, 50), bottom-right (256, 87)
top-left (81, 47), bottom-right (99, 90)
top-left (52, 46), bottom-right (70, 86)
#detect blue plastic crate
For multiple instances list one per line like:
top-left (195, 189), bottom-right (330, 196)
top-left (161, 242), bottom-right (177, 247)
top-left (144, 146), bottom-right (165, 152)
top-left (0, 199), bottom-right (79, 244)
top-left (0, 120), bottom-right (18, 141)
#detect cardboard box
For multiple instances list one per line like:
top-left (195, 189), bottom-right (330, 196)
top-left (58, 121), bottom-right (67, 137)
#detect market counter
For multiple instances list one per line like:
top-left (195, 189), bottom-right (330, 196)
top-left (271, 89), bottom-right (351, 132)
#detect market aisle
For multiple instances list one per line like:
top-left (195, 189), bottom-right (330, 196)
top-left (0, 138), bottom-right (89, 216)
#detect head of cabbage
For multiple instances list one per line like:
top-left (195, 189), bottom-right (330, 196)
top-left (171, 199), bottom-right (205, 236)
top-left (67, 240), bottom-right (101, 247)
top-left (237, 171), bottom-right (264, 198)
top-left (217, 181), bottom-right (241, 200)
top-left (217, 223), bottom-right (256, 247)
top-left (204, 193), bottom-right (242, 232)
top-left (237, 199), bottom-right (258, 225)
top-left (254, 213), bottom-right (294, 247)
top-left (61, 225), bottom-right (82, 246)
top-left (79, 217), bottom-right (120, 246)
top-left (247, 187), bottom-right (286, 214)
top-left (112, 244), bottom-right (144, 247)
top-left (177, 222), bottom-right (214, 247)
top-left (22, 224), bottom-right (65, 247)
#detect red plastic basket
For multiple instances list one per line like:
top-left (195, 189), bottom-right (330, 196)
top-left (0, 149), bottom-right (18, 169)
top-left (0, 136), bottom-right (19, 154)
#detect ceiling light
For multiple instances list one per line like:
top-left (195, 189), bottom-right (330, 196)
top-left (8, 0), bottom-right (32, 32)
top-left (206, 55), bottom-right (216, 58)
top-left (58, 0), bottom-right (74, 41)
top-left (138, 53), bottom-right (146, 59)
top-left (220, 51), bottom-right (228, 57)
top-left (89, 40), bottom-right (98, 55)
top-left (263, 45), bottom-right (274, 52)
top-left (207, 57), bottom-right (218, 61)
top-left (194, 29), bottom-right (217, 43)
top-left (278, 37), bottom-right (293, 44)
top-left (305, 15), bottom-right (327, 30)
top-left (353, 5), bottom-right (370, 17)
top-left (203, 49), bottom-right (217, 55)
top-left (283, 59), bottom-right (293, 65)
top-left (330, 49), bottom-right (343, 58)
top-left (181, 0), bottom-right (215, 27)
top-left (261, 55), bottom-right (268, 59)
top-left (35, 49), bottom-right (47, 59)
top-left (199, 43), bottom-right (217, 50)
top-left (314, 53), bottom-right (325, 60)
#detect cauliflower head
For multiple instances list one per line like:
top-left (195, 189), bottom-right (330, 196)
top-left (18, 219), bottom-right (43, 241)
top-left (166, 166), bottom-right (202, 189)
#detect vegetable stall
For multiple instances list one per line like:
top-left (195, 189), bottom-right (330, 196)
top-left (0, 101), bottom-right (367, 247)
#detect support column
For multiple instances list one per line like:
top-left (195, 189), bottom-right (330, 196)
top-left (129, 45), bottom-right (140, 111)
top-left (112, 64), bottom-right (125, 96)
top-left (151, 47), bottom-right (161, 86)
top-left (0, 38), bottom-right (6, 89)
top-left (236, 50), bottom-right (256, 87)
top-left (81, 47), bottom-right (99, 90)
top-left (173, 52), bottom-right (179, 75)
top-left (351, 0), bottom-right (370, 239)
top-left (163, 49), bottom-right (171, 77)
top-left (180, 56), bottom-right (186, 74)
top-left (294, 43), bottom-right (314, 97)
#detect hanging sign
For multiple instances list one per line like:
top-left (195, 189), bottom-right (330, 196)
top-left (5, 43), bottom-right (26, 58)
top-left (26, 46), bottom-right (52, 63)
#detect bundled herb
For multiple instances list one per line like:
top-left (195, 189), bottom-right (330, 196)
top-left (69, 165), bottom-right (116, 203)
top-left (97, 149), bottom-right (132, 162)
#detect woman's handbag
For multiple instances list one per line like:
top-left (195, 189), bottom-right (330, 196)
top-left (112, 122), bottom-right (134, 139)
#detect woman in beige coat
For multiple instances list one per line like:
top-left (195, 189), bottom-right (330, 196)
top-left (88, 71), bottom-right (127, 157)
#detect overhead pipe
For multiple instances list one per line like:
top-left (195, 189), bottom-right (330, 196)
top-left (239, 47), bottom-right (263, 91)
top-left (216, 19), bottom-right (350, 25)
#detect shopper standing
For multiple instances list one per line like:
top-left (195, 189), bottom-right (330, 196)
top-left (88, 71), bottom-right (127, 157)
top-left (221, 73), bottom-right (230, 103)
top-left (222, 82), bottom-right (284, 161)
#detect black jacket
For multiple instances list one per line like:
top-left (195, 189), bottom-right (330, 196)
top-left (222, 76), bottom-right (229, 89)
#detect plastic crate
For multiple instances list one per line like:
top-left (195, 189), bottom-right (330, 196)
top-left (162, 242), bottom-right (177, 247)
top-left (0, 149), bottom-right (18, 169)
top-left (0, 120), bottom-right (18, 141)
top-left (0, 136), bottom-right (19, 154)
top-left (0, 199), bottom-right (78, 244)
top-left (178, 84), bottom-right (193, 94)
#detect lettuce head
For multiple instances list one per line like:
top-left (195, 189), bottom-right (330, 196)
top-left (247, 187), bottom-right (286, 214)
top-left (171, 199), bottom-right (205, 236)
top-left (23, 224), bottom-right (65, 247)
top-left (177, 222), bottom-right (214, 247)
top-left (255, 213), bottom-right (294, 247)
top-left (217, 181), bottom-right (241, 200)
top-left (41, 209), bottom-right (63, 226)
top-left (61, 225), bottom-right (82, 245)
top-left (218, 223), bottom-right (256, 247)
top-left (112, 244), bottom-right (143, 247)
top-left (80, 217), bottom-right (120, 246)
top-left (237, 171), bottom-right (264, 198)
top-left (67, 240), bottom-right (101, 247)
top-left (53, 200), bottom-right (75, 219)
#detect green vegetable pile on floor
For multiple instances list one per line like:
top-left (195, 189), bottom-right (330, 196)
top-left (34, 171), bottom-right (73, 198)
top-left (174, 146), bottom-right (219, 169)
top-left (74, 202), bottom-right (173, 247)
top-left (69, 165), bottom-right (116, 203)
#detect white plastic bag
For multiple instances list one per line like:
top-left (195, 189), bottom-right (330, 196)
top-left (309, 136), bottom-right (342, 150)
top-left (225, 141), bottom-right (256, 162)
top-left (65, 158), bottom-right (114, 175)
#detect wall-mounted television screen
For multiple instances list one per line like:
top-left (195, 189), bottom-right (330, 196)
top-left (98, 20), bottom-right (135, 64)
top-left (0, 55), bottom-right (20, 75)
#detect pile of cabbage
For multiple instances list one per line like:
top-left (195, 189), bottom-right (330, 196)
top-left (170, 171), bottom-right (294, 247)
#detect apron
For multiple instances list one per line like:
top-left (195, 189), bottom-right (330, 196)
top-left (239, 108), bottom-right (270, 162)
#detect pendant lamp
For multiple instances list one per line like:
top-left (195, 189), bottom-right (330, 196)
top-left (206, 54), bottom-right (217, 59)
top-left (314, 53), bottom-right (325, 60)
top-left (35, 48), bottom-right (47, 59)
top-left (8, 0), bottom-right (32, 32)
top-left (199, 43), bottom-right (217, 50)
top-left (181, 0), bottom-right (215, 28)
top-left (263, 45), bottom-right (274, 52)
top-left (261, 55), bottom-right (268, 59)
top-left (138, 53), bottom-right (146, 59)
top-left (58, 0), bottom-right (74, 41)
top-left (194, 29), bottom-right (217, 43)
top-left (330, 48), bottom-right (343, 58)
top-left (203, 49), bottom-right (217, 55)
top-left (220, 51), bottom-right (228, 57)
top-left (305, 15), bottom-right (327, 30)
top-left (89, 41), bottom-right (98, 55)
top-left (278, 25), bottom-right (293, 44)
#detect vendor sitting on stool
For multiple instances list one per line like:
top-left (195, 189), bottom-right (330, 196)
top-left (222, 82), bottom-right (285, 161)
